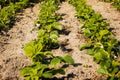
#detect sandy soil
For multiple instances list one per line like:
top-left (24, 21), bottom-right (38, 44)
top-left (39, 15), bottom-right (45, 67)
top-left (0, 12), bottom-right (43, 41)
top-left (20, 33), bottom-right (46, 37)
top-left (0, 0), bottom-right (120, 80)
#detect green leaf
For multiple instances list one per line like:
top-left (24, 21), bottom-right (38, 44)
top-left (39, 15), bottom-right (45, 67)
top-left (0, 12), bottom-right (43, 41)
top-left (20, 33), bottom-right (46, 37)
top-left (24, 41), bottom-right (35, 57)
top-left (63, 55), bottom-right (74, 64)
top-left (42, 71), bottom-right (53, 78)
top-left (112, 60), bottom-right (120, 67)
top-left (43, 51), bottom-right (53, 56)
top-left (38, 29), bottom-right (45, 38)
top-left (24, 41), bottom-right (43, 57)
top-left (111, 67), bottom-right (119, 74)
top-left (37, 68), bottom-right (45, 77)
top-left (32, 51), bottom-right (52, 62)
top-left (99, 30), bottom-right (109, 36)
top-left (100, 59), bottom-right (111, 68)
top-left (83, 28), bottom-right (91, 37)
top-left (30, 62), bottom-right (41, 69)
top-left (52, 22), bottom-right (62, 30)
top-left (97, 66), bottom-right (110, 75)
top-left (24, 77), bottom-right (31, 80)
top-left (110, 39), bottom-right (118, 45)
top-left (79, 42), bottom-right (92, 50)
top-left (87, 49), bottom-right (94, 55)
top-left (94, 49), bottom-right (109, 62)
top-left (31, 76), bottom-right (39, 80)
top-left (51, 68), bottom-right (65, 75)
top-left (50, 32), bottom-right (58, 40)
top-left (20, 67), bottom-right (33, 76)
top-left (50, 58), bottom-right (60, 67)
top-left (94, 52), bottom-right (102, 63)
top-left (47, 18), bottom-right (55, 23)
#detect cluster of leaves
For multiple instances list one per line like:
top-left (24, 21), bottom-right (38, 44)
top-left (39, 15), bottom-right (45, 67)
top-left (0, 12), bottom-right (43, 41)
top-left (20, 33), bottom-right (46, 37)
top-left (20, 0), bottom-right (74, 80)
top-left (69, 0), bottom-right (120, 79)
top-left (0, 0), bottom-right (20, 8)
top-left (35, 0), bottom-right (61, 27)
top-left (0, 0), bottom-right (30, 31)
top-left (100, 0), bottom-right (120, 10)
top-left (0, 0), bottom-right (41, 8)
top-left (0, 0), bottom-right (42, 32)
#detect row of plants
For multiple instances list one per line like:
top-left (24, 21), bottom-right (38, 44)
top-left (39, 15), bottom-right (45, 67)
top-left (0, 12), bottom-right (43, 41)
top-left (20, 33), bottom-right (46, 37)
top-left (99, 0), bottom-right (120, 10)
top-left (20, 0), bottom-right (74, 80)
top-left (0, 0), bottom-right (41, 8)
top-left (69, 0), bottom-right (120, 80)
top-left (0, 0), bottom-right (29, 31)
top-left (0, 0), bottom-right (23, 8)
top-left (0, 0), bottom-right (40, 32)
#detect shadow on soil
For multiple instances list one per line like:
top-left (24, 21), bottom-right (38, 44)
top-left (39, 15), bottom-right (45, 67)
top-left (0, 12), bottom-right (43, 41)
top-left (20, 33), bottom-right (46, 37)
top-left (58, 28), bottom-right (71, 35)
top-left (60, 44), bottom-right (73, 52)
top-left (43, 63), bottom-right (82, 80)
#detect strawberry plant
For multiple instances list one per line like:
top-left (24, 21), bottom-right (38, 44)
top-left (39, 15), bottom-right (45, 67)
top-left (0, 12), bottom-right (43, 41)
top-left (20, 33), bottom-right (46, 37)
top-left (0, 0), bottom-right (40, 32)
top-left (69, 0), bottom-right (120, 79)
top-left (20, 53), bottom-right (74, 80)
top-left (0, 0), bottom-right (28, 31)
top-left (0, 3), bottom-right (15, 31)
top-left (111, 0), bottom-right (120, 10)
top-left (0, 0), bottom-right (18, 8)
top-left (35, 0), bottom-right (61, 27)
top-left (0, 0), bottom-right (34, 8)
top-left (20, 0), bottom-right (74, 79)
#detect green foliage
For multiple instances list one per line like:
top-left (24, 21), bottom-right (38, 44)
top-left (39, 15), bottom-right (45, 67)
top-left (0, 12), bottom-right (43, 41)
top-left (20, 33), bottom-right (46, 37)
top-left (0, 0), bottom-right (30, 31)
top-left (0, 0), bottom-right (38, 8)
top-left (24, 40), bottom-right (43, 58)
top-left (113, 0), bottom-right (120, 10)
top-left (21, 0), bottom-right (74, 80)
top-left (35, 0), bottom-right (62, 27)
top-left (79, 42), bottom-right (93, 51)
top-left (0, 0), bottom-right (19, 7)
top-left (20, 53), bottom-right (74, 79)
top-left (69, 0), bottom-right (120, 79)
top-left (62, 55), bottom-right (74, 64)
top-left (0, 0), bottom-right (62, 31)
top-left (0, 3), bottom-right (15, 30)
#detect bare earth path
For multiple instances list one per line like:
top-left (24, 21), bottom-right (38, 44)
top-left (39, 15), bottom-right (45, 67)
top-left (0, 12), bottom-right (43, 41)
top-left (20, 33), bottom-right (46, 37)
top-left (86, 0), bottom-right (120, 41)
top-left (0, 3), bottom-right (40, 80)
top-left (53, 2), bottom-right (105, 80)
